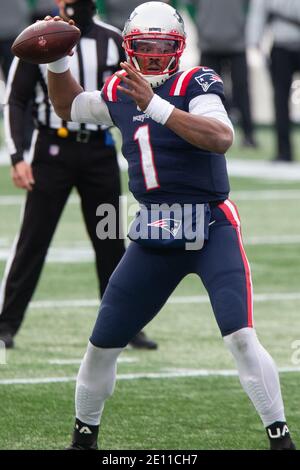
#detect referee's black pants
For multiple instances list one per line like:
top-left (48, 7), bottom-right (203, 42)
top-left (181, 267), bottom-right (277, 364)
top-left (270, 46), bottom-right (300, 161)
top-left (0, 38), bottom-right (14, 81)
top-left (0, 130), bottom-right (125, 336)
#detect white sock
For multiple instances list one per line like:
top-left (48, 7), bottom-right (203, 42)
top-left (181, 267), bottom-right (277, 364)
top-left (224, 327), bottom-right (286, 427)
top-left (75, 341), bottom-right (123, 426)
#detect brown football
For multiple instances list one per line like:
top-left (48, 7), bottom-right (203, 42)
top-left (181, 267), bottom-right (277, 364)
top-left (11, 20), bottom-right (81, 64)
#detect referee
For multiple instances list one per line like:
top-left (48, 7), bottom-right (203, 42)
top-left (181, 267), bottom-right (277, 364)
top-left (0, 0), bottom-right (157, 350)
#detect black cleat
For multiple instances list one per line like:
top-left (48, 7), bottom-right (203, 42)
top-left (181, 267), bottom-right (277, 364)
top-left (66, 442), bottom-right (98, 450)
top-left (0, 331), bottom-right (14, 349)
top-left (269, 437), bottom-right (296, 450)
top-left (129, 330), bottom-right (158, 350)
top-left (266, 421), bottom-right (296, 450)
top-left (67, 418), bottom-right (99, 450)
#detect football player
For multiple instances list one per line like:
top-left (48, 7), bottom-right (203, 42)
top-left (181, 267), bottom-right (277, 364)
top-left (46, 2), bottom-right (295, 450)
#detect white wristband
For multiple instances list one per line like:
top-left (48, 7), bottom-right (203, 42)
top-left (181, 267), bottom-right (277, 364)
top-left (47, 56), bottom-right (70, 74)
top-left (144, 94), bottom-right (175, 125)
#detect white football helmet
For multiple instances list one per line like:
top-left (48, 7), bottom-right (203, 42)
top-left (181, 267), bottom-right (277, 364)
top-left (123, 2), bottom-right (186, 88)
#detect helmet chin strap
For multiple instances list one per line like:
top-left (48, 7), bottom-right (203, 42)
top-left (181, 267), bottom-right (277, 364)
top-left (143, 73), bottom-right (170, 88)
top-left (131, 56), bottom-right (176, 88)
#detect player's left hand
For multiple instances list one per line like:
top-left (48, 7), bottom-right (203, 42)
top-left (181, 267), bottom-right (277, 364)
top-left (116, 62), bottom-right (154, 111)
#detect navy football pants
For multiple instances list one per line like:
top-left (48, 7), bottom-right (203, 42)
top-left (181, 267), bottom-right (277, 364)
top-left (90, 200), bottom-right (253, 347)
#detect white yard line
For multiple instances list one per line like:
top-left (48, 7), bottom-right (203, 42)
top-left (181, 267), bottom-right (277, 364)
top-left (0, 247), bottom-right (94, 263)
top-left (0, 366), bottom-right (299, 385)
top-left (1, 189), bottom-right (300, 207)
top-left (227, 159), bottom-right (300, 181)
top-left (48, 357), bottom-right (138, 365)
top-left (30, 299), bottom-right (100, 309)
top-left (2, 148), bottom-right (300, 179)
top-left (245, 235), bottom-right (300, 245)
top-left (1, 233), bottom-right (300, 263)
top-left (0, 194), bottom-right (80, 206)
top-left (168, 293), bottom-right (300, 304)
top-left (232, 189), bottom-right (300, 200)
top-left (27, 292), bottom-right (300, 310)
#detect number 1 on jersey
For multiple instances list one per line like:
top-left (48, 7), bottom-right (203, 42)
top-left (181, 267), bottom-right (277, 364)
top-left (134, 125), bottom-right (160, 190)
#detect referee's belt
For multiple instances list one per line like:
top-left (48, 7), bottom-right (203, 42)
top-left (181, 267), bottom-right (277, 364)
top-left (38, 126), bottom-right (104, 143)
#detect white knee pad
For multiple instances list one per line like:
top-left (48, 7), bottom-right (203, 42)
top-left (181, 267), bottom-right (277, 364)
top-left (75, 341), bottom-right (123, 426)
top-left (224, 327), bottom-right (285, 427)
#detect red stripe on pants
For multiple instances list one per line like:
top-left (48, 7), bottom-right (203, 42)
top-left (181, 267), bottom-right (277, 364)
top-left (218, 201), bottom-right (253, 328)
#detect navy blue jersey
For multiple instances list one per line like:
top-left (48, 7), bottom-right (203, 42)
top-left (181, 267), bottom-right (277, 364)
top-left (102, 66), bottom-right (230, 205)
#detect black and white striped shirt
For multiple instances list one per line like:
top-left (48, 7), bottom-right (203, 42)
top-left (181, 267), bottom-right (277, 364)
top-left (4, 19), bottom-right (125, 165)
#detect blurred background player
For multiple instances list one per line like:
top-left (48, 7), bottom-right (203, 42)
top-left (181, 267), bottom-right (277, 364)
top-left (183, 0), bottom-right (257, 148)
top-left (247, 0), bottom-right (300, 162)
top-left (29, 0), bottom-right (59, 22)
top-left (96, 0), bottom-right (173, 30)
top-left (0, 0), bottom-right (157, 351)
top-left (0, 0), bottom-right (30, 82)
top-left (96, 0), bottom-right (150, 30)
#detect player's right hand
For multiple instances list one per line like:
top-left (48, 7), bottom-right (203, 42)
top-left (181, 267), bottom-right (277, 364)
top-left (44, 15), bottom-right (74, 26)
top-left (11, 161), bottom-right (35, 191)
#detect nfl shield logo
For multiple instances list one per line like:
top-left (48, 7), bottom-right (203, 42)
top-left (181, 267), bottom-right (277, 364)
top-left (195, 73), bottom-right (223, 92)
top-left (49, 145), bottom-right (60, 157)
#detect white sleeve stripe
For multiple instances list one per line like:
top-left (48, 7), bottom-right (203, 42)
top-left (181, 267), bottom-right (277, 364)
top-left (107, 75), bottom-right (119, 101)
top-left (174, 70), bottom-right (190, 95)
top-left (172, 67), bottom-right (200, 96)
top-left (107, 70), bottom-right (126, 101)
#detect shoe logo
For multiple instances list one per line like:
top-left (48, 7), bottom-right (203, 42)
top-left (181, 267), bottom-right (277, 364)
top-left (209, 220), bottom-right (216, 226)
top-left (268, 425), bottom-right (289, 439)
top-left (76, 424), bottom-right (92, 435)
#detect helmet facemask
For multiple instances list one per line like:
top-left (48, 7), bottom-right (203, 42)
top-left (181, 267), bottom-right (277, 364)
top-left (124, 34), bottom-right (185, 86)
top-left (122, 2), bottom-right (186, 88)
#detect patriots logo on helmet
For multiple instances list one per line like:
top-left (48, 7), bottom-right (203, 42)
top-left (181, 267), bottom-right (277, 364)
top-left (194, 73), bottom-right (223, 93)
top-left (148, 218), bottom-right (181, 237)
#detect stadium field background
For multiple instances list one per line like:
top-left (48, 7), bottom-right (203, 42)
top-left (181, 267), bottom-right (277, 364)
top-left (0, 127), bottom-right (300, 449)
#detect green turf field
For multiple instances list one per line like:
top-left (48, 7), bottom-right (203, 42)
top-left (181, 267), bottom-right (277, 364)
top-left (0, 130), bottom-right (300, 450)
